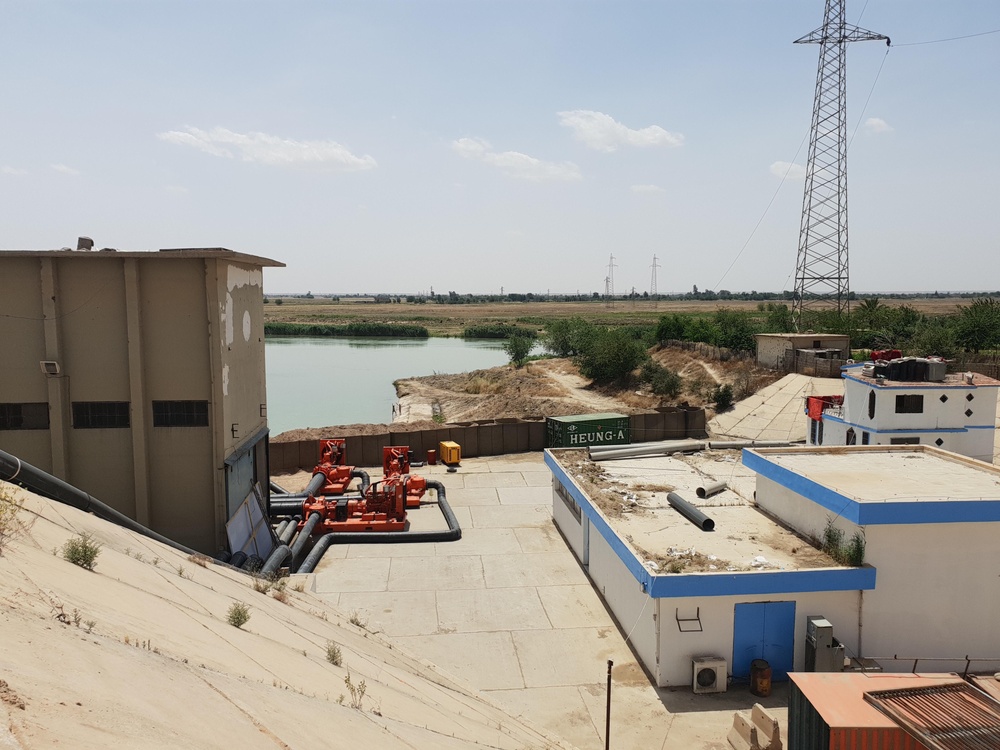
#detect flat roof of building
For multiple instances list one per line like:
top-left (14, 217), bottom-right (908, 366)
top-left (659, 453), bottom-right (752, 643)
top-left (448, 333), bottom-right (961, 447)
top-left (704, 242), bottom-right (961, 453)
top-left (843, 367), bottom-right (1000, 389)
top-left (789, 673), bottom-right (965, 729)
top-left (548, 448), bottom-right (843, 574)
top-left (0, 247), bottom-right (284, 267)
top-left (745, 445), bottom-right (1000, 525)
top-left (755, 332), bottom-right (849, 340)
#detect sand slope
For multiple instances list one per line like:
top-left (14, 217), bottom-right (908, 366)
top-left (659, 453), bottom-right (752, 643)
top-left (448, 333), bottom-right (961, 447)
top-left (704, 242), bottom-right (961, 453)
top-left (0, 486), bottom-right (572, 749)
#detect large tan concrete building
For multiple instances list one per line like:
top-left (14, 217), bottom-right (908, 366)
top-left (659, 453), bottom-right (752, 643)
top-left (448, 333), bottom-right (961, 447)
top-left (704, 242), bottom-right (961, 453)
top-left (0, 246), bottom-right (284, 552)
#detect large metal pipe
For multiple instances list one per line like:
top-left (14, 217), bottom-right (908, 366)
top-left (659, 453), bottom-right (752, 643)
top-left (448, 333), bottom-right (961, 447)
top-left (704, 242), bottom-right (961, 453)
top-left (268, 494), bottom-right (363, 516)
top-left (666, 491), bottom-right (715, 531)
top-left (0, 447), bottom-right (206, 557)
top-left (696, 481), bottom-right (727, 499)
top-left (707, 440), bottom-right (795, 450)
top-left (589, 441), bottom-right (706, 461)
top-left (351, 469), bottom-right (371, 494)
top-left (295, 479), bottom-right (461, 574)
top-left (261, 544), bottom-right (292, 575)
top-left (288, 512), bottom-right (322, 567)
top-left (278, 517), bottom-right (301, 545)
top-left (589, 439), bottom-right (705, 455)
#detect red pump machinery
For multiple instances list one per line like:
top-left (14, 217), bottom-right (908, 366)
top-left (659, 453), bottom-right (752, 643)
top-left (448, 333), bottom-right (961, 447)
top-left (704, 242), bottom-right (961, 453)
top-left (300, 440), bottom-right (427, 533)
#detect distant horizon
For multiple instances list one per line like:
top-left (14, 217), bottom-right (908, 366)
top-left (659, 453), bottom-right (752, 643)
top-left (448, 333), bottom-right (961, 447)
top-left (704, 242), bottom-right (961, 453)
top-left (263, 289), bottom-right (1000, 298)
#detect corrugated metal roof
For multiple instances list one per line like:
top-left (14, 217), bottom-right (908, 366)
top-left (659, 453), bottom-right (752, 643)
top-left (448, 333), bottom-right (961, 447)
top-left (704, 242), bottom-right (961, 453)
top-left (790, 673), bottom-right (965, 728)
top-left (864, 682), bottom-right (1000, 750)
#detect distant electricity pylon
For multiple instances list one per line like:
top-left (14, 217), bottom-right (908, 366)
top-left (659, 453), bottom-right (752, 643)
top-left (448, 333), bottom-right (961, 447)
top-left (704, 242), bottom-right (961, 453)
top-left (605, 254), bottom-right (618, 308)
top-left (650, 255), bottom-right (661, 307)
top-left (792, 0), bottom-right (888, 329)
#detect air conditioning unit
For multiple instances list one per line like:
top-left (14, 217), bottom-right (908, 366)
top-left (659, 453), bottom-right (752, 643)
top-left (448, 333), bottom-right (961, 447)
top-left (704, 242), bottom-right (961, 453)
top-left (692, 656), bottom-right (727, 694)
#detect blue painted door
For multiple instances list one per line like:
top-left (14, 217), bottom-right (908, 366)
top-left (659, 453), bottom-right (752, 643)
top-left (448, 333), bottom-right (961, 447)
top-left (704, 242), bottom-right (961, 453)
top-left (732, 601), bottom-right (795, 680)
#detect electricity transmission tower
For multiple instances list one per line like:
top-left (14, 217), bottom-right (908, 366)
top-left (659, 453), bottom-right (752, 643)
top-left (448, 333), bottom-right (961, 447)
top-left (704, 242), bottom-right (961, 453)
top-left (605, 254), bottom-right (617, 308)
top-left (792, 0), bottom-right (888, 328)
top-left (650, 255), bottom-right (661, 307)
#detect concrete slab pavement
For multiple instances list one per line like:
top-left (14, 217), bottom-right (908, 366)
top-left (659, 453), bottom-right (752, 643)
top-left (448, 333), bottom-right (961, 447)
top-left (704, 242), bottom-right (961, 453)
top-left (310, 452), bottom-right (789, 749)
top-left (710, 373), bottom-right (843, 442)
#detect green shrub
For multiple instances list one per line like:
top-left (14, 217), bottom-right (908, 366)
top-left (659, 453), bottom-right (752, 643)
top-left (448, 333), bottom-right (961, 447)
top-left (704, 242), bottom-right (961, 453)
top-left (575, 328), bottom-right (648, 384)
top-left (227, 601), bottom-right (251, 628)
top-left (820, 518), bottom-right (866, 566)
top-left (504, 335), bottom-right (534, 368)
top-left (844, 531), bottom-right (866, 567)
top-left (544, 318), bottom-right (596, 357)
top-left (711, 384), bottom-right (735, 411)
top-left (62, 533), bottom-right (102, 570)
top-left (640, 362), bottom-right (683, 398)
top-left (264, 322), bottom-right (428, 338)
top-left (463, 323), bottom-right (537, 339)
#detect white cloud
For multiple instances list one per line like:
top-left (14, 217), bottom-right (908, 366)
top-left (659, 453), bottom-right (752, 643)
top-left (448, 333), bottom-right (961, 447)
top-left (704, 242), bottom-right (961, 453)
top-left (157, 127), bottom-right (377, 171)
top-left (1, 166), bottom-right (27, 175)
top-left (452, 137), bottom-right (581, 182)
top-left (50, 163), bottom-right (80, 176)
top-left (769, 161), bottom-right (806, 180)
top-left (631, 184), bottom-right (665, 194)
top-left (558, 110), bottom-right (684, 152)
top-left (865, 117), bottom-right (893, 134)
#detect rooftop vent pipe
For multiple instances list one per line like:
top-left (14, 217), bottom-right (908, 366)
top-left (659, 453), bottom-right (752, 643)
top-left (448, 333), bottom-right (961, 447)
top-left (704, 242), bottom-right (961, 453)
top-left (77, 236), bottom-right (94, 251)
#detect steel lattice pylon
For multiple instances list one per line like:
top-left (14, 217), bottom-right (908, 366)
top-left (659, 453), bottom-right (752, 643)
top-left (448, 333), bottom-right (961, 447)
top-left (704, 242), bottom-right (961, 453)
top-left (793, 0), bottom-right (888, 328)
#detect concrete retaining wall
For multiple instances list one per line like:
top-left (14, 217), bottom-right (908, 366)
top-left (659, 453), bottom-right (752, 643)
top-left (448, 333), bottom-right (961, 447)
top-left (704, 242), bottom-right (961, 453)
top-left (269, 408), bottom-right (707, 472)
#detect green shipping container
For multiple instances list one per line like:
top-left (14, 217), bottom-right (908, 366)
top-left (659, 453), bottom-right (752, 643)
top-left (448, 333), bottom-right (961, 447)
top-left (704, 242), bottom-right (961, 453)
top-left (546, 413), bottom-right (630, 448)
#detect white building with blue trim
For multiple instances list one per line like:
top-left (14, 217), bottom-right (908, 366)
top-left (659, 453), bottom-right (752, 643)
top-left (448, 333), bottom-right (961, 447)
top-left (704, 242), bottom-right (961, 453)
top-left (547, 444), bottom-right (1000, 691)
top-left (806, 362), bottom-right (998, 462)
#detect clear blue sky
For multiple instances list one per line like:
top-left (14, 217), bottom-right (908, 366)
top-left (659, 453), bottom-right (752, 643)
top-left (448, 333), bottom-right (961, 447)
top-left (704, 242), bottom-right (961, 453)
top-left (2, 1), bottom-right (997, 295)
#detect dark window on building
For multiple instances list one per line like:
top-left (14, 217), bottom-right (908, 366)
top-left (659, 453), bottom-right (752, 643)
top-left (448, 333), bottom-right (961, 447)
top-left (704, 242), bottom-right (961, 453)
top-left (72, 401), bottom-right (130, 429)
top-left (895, 394), bottom-right (924, 414)
top-left (861, 431), bottom-right (870, 445)
top-left (890, 437), bottom-right (920, 445)
top-left (846, 428), bottom-right (856, 445)
top-left (0, 403), bottom-right (50, 430)
top-left (868, 390), bottom-right (876, 419)
top-left (812, 340), bottom-right (821, 348)
top-left (153, 400), bottom-right (209, 427)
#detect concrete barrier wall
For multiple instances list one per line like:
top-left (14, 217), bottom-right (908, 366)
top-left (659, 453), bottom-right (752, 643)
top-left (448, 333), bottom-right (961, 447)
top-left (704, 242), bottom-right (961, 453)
top-left (269, 409), bottom-right (708, 472)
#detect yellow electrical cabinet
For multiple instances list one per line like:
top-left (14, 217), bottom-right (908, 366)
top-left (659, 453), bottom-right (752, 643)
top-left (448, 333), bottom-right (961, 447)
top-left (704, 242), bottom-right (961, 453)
top-left (438, 441), bottom-right (461, 466)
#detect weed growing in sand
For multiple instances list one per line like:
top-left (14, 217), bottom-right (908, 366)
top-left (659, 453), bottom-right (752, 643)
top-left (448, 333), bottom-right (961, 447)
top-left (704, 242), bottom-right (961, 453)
top-left (344, 673), bottom-right (366, 709)
top-left (325, 641), bottom-right (343, 667)
top-left (188, 554), bottom-right (211, 568)
top-left (348, 610), bottom-right (368, 630)
top-left (0, 485), bottom-right (28, 555)
top-left (62, 533), bottom-right (102, 570)
top-left (176, 564), bottom-right (189, 579)
top-left (83, 620), bottom-right (96, 633)
top-left (227, 601), bottom-right (251, 628)
top-left (271, 578), bottom-right (289, 604)
top-left (292, 580), bottom-right (305, 593)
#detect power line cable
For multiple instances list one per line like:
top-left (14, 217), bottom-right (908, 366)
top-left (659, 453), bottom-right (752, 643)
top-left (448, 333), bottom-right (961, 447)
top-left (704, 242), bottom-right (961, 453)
top-left (893, 28), bottom-right (1000, 47)
top-left (848, 47), bottom-right (891, 150)
top-left (712, 130), bottom-right (809, 291)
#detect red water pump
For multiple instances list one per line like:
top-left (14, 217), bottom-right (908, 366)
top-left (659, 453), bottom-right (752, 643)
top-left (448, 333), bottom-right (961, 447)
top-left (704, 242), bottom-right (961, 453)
top-left (312, 439), bottom-right (355, 495)
top-left (299, 441), bottom-right (427, 533)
